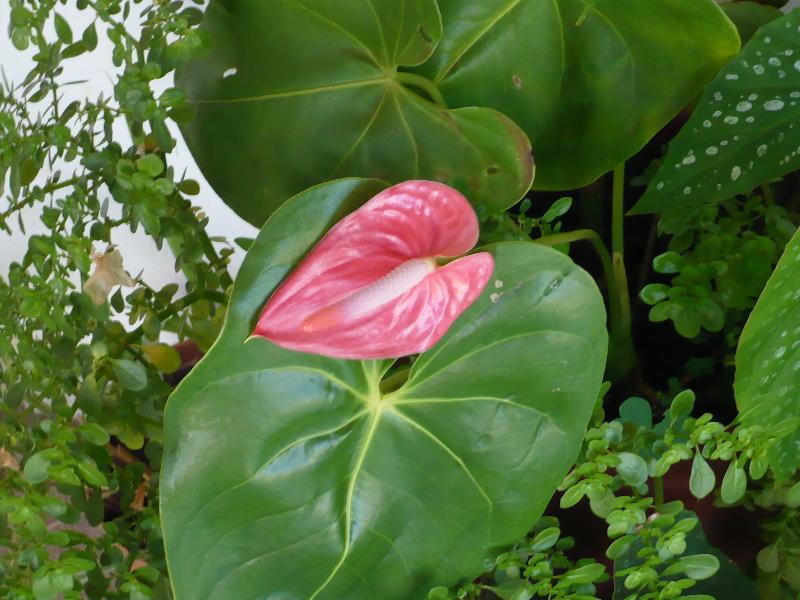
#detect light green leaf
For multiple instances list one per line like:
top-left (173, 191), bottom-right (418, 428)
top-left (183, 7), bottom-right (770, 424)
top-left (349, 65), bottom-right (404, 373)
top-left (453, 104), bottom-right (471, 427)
top-left (735, 228), bottom-right (800, 479)
top-left (76, 423), bottom-right (110, 446)
top-left (53, 13), bottom-right (73, 44)
top-left (632, 10), bottom-right (800, 214)
top-left (140, 343), bottom-right (182, 374)
top-left (161, 178), bottom-right (607, 599)
top-left (616, 452), bottom-right (649, 487)
top-left (689, 452), bottom-right (716, 499)
top-left (23, 448), bottom-right (59, 484)
top-left (529, 527), bottom-right (560, 552)
top-left (720, 462), bottom-right (747, 504)
top-left (178, 0), bottom-right (534, 226)
top-left (112, 359), bottom-right (148, 391)
top-left (136, 154), bottom-right (165, 178)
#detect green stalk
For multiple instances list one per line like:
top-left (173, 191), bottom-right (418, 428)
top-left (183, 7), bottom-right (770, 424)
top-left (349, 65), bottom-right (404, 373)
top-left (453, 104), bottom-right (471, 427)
top-left (607, 164), bottom-right (637, 379)
top-left (534, 229), bottom-right (614, 289)
top-left (653, 476), bottom-right (665, 506)
top-left (393, 72), bottom-right (448, 107)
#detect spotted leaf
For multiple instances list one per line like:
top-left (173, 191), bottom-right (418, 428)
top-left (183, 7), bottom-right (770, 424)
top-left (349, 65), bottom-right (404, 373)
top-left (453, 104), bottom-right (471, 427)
top-left (735, 227), bottom-right (800, 481)
top-left (633, 10), bottom-right (800, 214)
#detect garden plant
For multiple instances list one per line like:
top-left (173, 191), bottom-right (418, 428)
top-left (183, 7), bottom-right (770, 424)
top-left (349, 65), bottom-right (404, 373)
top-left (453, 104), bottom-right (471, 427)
top-left (2, 0), bottom-right (800, 599)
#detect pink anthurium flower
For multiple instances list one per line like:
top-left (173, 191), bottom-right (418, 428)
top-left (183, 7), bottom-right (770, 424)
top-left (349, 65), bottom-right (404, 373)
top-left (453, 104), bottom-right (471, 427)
top-left (253, 180), bottom-right (494, 359)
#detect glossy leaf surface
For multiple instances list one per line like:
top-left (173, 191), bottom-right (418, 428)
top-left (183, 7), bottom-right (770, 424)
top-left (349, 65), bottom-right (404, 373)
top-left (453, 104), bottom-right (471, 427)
top-left (735, 227), bottom-right (800, 480)
top-left (418, 0), bottom-right (739, 190)
top-left (255, 181), bottom-right (493, 359)
top-left (178, 0), bottom-right (534, 225)
top-left (632, 11), bottom-right (800, 214)
top-left (161, 179), bottom-right (607, 599)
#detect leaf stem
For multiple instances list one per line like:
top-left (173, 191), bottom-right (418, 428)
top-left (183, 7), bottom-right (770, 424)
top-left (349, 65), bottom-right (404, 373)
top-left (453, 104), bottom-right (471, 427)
top-left (607, 164), bottom-right (637, 379)
top-left (534, 229), bottom-right (614, 283)
top-left (393, 72), bottom-right (448, 107)
top-left (612, 164), bottom-right (625, 258)
top-left (653, 475), bottom-right (665, 506)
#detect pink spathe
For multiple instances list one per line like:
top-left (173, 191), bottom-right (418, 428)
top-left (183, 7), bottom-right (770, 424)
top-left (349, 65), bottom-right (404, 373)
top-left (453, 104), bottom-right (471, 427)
top-left (253, 180), bottom-right (494, 359)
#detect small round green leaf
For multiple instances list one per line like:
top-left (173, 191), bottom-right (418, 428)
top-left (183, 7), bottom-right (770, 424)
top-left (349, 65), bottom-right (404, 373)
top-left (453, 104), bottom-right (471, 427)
top-left (689, 452), bottom-right (716, 499)
top-left (616, 452), bottom-right (649, 487)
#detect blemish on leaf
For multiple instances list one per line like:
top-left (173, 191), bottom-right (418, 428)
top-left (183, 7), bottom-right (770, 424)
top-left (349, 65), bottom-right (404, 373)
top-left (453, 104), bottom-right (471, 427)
top-left (512, 75), bottom-right (522, 90)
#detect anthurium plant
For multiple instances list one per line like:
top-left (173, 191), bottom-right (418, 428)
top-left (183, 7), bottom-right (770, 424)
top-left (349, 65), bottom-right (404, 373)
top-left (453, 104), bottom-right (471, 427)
top-left (2, 1), bottom-right (800, 600)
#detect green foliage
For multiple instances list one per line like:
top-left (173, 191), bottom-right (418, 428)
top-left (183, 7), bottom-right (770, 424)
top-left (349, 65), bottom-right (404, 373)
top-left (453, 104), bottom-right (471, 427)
top-left (418, 0), bottom-right (739, 190)
top-left (633, 10), bottom-right (800, 214)
top-left (1, 0), bottom-right (229, 597)
top-left (3, 1), bottom-right (800, 599)
top-left (177, 0), bottom-right (534, 226)
top-left (429, 517), bottom-right (610, 600)
top-left (640, 191), bottom-right (796, 340)
top-left (735, 227), bottom-right (800, 480)
top-left (161, 179), bottom-right (608, 599)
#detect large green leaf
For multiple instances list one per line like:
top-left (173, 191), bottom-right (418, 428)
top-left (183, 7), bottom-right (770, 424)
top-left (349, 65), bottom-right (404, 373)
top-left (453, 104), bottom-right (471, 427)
top-left (161, 178), bottom-right (607, 599)
top-left (632, 9), bottom-right (800, 214)
top-left (735, 227), bottom-right (800, 480)
top-left (178, 0), bottom-right (534, 226)
top-left (417, 0), bottom-right (739, 190)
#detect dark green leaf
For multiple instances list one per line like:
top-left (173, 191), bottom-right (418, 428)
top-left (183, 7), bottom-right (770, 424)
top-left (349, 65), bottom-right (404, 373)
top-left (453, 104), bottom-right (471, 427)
top-left (617, 397), bottom-right (652, 429)
top-left (633, 11), bottom-right (800, 214)
top-left (161, 179), bottom-right (607, 599)
top-left (421, 0), bottom-right (739, 189)
top-left (721, 2), bottom-right (782, 44)
top-left (178, 0), bottom-right (534, 225)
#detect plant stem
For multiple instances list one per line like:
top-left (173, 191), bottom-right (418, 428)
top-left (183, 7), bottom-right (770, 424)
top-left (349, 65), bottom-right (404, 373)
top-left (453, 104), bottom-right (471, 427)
top-left (653, 476), bottom-right (665, 506)
top-left (393, 72), bottom-right (448, 107)
top-left (606, 164), bottom-right (638, 379)
top-left (534, 229), bottom-right (614, 285)
top-left (612, 164), bottom-right (625, 258)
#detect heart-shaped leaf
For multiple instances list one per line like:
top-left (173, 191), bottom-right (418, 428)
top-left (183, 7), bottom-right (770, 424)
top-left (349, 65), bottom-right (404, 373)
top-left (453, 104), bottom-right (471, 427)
top-left (161, 178), bottom-right (607, 599)
top-left (632, 10), bottom-right (800, 214)
top-left (735, 227), bottom-right (800, 480)
top-left (178, 0), bottom-right (534, 226)
top-left (417, 0), bottom-right (739, 190)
